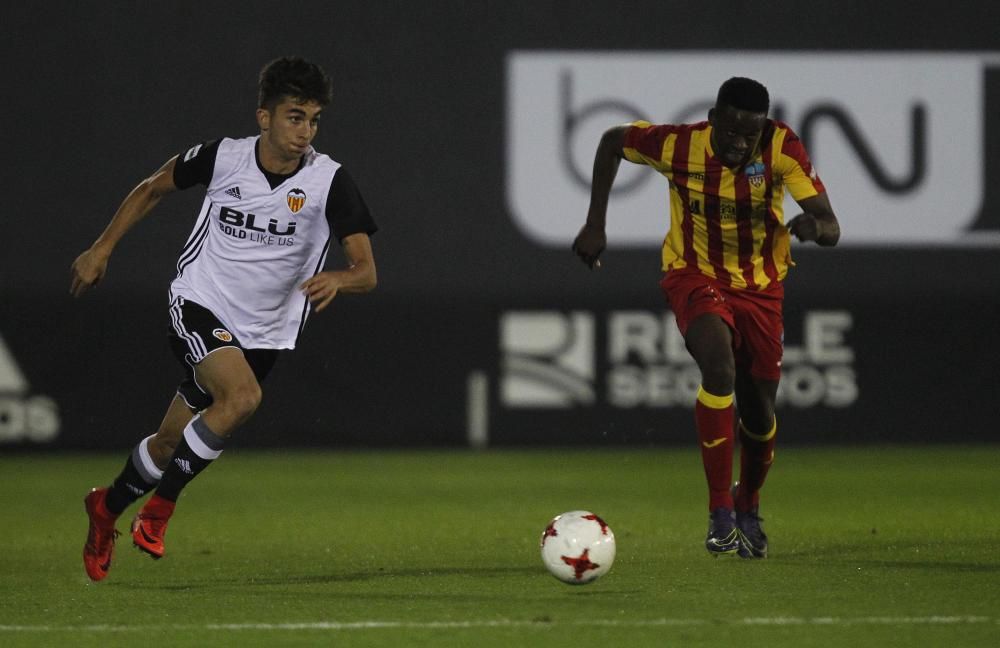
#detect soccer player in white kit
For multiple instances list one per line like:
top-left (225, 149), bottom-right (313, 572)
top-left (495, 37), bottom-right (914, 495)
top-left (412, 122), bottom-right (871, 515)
top-left (71, 57), bottom-right (378, 581)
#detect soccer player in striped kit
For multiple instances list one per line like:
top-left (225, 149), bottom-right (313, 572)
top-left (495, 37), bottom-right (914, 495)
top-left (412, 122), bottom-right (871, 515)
top-left (573, 77), bottom-right (840, 559)
top-left (71, 57), bottom-right (378, 581)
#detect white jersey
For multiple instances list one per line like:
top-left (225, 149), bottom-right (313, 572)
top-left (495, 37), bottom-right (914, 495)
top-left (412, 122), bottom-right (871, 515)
top-left (169, 136), bottom-right (339, 349)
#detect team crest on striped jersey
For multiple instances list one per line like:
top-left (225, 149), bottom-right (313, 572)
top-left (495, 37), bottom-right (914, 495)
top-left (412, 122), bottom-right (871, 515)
top-left (744, 161), bottom-right (766, 188)
top-left (286, 188), bottom-right (307, 213)
top-left (212, 328), bottom-right (233, 342)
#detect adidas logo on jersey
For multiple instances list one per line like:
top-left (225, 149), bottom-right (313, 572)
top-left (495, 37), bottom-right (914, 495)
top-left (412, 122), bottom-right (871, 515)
top-left (224, 186), bottom-right (242, 200)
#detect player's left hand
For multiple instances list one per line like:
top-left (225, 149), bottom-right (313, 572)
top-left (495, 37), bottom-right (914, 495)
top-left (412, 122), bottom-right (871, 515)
top-left (300, 272), bottom-right (341, 312)
top-left (786, 213), bottom-right (821, 242)
top-left (572, 223), bottom-right (606, 269)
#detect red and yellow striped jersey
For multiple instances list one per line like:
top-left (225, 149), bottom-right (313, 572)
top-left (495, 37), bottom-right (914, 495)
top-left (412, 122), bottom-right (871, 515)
top-left (623, 119), bottom-right (825, 290)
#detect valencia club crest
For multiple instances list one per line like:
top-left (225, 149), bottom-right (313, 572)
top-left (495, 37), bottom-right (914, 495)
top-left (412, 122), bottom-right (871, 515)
top-left (286, 188), bottom-right (306, 213)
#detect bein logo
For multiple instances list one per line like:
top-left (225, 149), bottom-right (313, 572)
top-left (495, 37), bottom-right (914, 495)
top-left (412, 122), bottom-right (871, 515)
top-left (500, 312), bottom-right (595, 408)
top-left (506, 51), bottom-right (1000, 247)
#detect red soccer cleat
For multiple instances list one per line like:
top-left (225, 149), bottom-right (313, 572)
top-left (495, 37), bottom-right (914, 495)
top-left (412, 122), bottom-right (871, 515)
top-left (83, 488), bottom-right (120, 581)
top-left (131, 495), bottom-right (175, 559)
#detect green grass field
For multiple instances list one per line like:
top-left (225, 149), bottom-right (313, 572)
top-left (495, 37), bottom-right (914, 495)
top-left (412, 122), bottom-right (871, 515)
top-left (2, 446), bottom-right (999, 647)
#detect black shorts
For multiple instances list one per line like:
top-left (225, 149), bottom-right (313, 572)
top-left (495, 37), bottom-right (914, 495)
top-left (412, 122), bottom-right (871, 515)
top-left (168, 297), bottom-right (278, 411)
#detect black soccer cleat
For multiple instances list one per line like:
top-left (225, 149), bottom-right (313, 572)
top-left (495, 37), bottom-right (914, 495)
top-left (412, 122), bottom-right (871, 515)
top-left (736, 508), bottom-right (768, 559)
top-left (705, 507), bottom-right (739, 556)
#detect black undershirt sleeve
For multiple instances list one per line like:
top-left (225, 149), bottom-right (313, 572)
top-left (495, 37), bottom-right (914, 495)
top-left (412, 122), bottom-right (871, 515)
top-left (326, 168), bottom-right (378, 242)
top-left (172, 139), bottom-right (222, 189)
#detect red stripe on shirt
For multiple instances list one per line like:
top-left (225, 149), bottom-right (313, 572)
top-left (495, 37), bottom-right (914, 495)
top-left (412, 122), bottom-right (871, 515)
top-left (671, 129), bottom-right (698, 268)
top-left (777, 122), bottom-right (826, 194)
top-left (626, 124), bottom-right (682, 161)
top-left (734, 173), bottom-right (757, 290)
top-left (703, 152), bottom-right (730, 285)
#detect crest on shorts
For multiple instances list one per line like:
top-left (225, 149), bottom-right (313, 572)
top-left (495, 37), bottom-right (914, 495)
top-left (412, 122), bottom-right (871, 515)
top-left (286, 188), bottom-right (307, 213)
top-left (212, 328), bottom-right (233, 342)
top-left (744, 161), bottom-right (766, 188)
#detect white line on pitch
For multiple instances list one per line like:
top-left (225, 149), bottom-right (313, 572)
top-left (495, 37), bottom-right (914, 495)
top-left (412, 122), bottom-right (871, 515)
top-left (0, 616), bottom-right (994, 632)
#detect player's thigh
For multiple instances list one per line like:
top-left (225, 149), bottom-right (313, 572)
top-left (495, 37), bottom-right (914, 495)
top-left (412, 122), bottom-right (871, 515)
top-left (661, 270), bottom-right (738, 371)
top-left (685, 313), bottom-right (734, 360)
top-left (730, 288), bottom-right (783, 384)
top-left (168, 298), bottom-right (250, 410)
top-left (194, 347), bottom-right (261, 403)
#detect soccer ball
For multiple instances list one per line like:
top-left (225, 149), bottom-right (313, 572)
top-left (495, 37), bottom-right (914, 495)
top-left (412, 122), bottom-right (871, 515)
top-left (539, 510), bottom-right (616, 584)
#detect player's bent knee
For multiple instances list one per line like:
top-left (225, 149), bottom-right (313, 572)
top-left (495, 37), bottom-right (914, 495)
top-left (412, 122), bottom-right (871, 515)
top-left (699, 362), bottom-right (736, 395)
top-left (737, 398), bottom-right (775, 436)
top-left (223, 382), bottom-right (262, 421)
top-left (741, 412), bottom-right (775, 439)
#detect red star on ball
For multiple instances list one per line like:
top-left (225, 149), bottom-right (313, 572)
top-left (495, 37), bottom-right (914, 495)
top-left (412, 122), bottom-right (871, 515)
top-left (582, 514), bottom-right (610, 535)
top-left (541, 521), bottom-right (559, 547)
top-left (562, 548), bottom-right (600, 580)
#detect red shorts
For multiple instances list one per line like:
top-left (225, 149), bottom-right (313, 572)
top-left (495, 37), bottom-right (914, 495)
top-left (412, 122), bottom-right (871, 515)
top-left (659, 269), bottom-right (784, 381)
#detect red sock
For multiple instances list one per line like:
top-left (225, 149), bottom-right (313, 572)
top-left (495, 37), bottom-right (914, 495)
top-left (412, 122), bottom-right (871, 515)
top-left (736, 418), bottom-right (777, 511)
top-left (695, 386), bottom-right (735, 511)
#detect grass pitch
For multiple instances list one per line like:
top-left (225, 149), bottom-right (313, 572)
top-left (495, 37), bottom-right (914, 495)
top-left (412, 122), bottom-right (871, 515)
top-left (2, 446), bottom-right (999, 647)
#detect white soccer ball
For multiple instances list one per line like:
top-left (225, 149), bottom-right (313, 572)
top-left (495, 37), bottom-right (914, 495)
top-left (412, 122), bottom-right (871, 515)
top-left (540, 510), bottom-right (616, 584)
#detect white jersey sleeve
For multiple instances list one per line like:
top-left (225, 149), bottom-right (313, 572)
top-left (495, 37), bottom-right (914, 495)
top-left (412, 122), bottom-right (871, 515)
top-left (169, 136), bottom-right (342, 350)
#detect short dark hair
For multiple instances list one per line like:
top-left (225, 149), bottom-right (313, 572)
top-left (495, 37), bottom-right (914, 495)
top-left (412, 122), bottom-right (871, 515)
top-left (258, 57), bottom-right (332, 110)
top-left (716, 77), bottom-right (769, 114)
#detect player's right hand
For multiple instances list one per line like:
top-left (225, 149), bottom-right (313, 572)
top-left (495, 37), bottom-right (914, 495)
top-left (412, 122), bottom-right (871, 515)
top-left (786, 213), bottom-right (820, 242)
top-left (70, 249), bottom-right (109, 297)
top-left (572, 223), bottom-right (606, 270)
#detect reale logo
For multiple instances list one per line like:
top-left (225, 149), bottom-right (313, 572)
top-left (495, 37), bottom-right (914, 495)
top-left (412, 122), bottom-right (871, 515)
top-left (498, 309), bottom-right (857, 410)
top-left (506, 51), bottom-right (1000, 247)
top-left (500, 312), bottom-right (595, 408)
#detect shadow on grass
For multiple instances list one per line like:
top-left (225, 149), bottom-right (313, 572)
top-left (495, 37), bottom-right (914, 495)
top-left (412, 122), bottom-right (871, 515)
top-left (780, 541), bottom-right (1000, 572)
top-left (794, 558), bottom-right (1000, 573)
top-left (113, 565), bottom-right (555, 591)
top-left (244, 565), bottom-right (543, 585)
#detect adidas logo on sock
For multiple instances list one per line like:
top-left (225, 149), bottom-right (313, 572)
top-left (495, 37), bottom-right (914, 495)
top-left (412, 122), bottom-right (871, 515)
top-left (224, 186), bottom-right (242, 200)
top-left (174, 458), bottom-right (194, 475)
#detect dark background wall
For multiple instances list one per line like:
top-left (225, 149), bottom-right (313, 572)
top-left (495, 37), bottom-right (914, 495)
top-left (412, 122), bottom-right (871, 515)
top-left (2, 1), bottom-right (998, 449)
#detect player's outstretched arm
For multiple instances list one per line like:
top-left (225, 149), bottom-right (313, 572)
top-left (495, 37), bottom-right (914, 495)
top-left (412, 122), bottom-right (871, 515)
top-left (300, 232), bottom-right (377, 313)
top-left (572, 125), bottom-right (628, 269)
top-left (787, 192), bottom-right (840, 247)
top-left (70, 157), bottom-right (180, 297)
